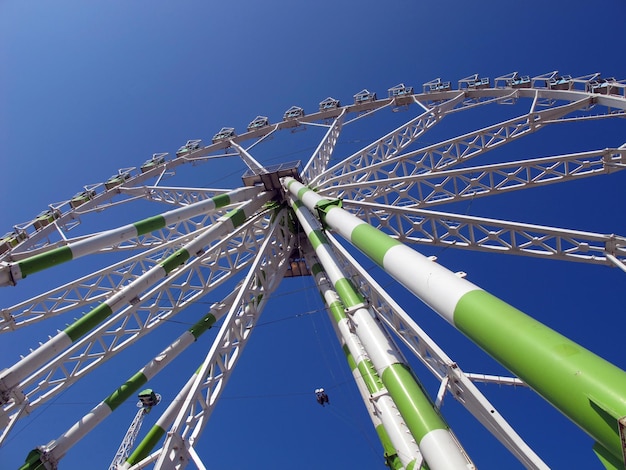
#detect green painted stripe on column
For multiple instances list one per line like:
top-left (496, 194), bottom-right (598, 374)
top-left (314, 198), bottom-right (342, 215)
top-left (342, 344), bottom-right (357, 371)
top-left (159, 248), bottom-right (190, 274)
top-left (297, 186), bottom-right (310, 201)
top-left (350, 223), bottom-right (402, 267)
top-left (382, 363), bottom-right (447, 443)
top-left (188, 313), bottom-right (217, 339)
top-left (406, 458), bottom-right (423, 470)
top-left (104, 371), bottom-right (148, 411)
top-left (134, 215), bottom-right (166, 236)
top-left (334, 278), bottom-right (365, 307)
top-left (328, 300), bottom-right (347, 323)
top-left (375, 424), bottom-right (404, 470)
top-left (357, 359), bottom-right (385, 394)
top-left (226, 208), bottom-right (247, 228)
top-left (308, 229), bottom-right (329, 250)
top-left (212, 193), bottom-right (231, 209)
top-left (310, 262), bottom-right (324, 277)
top-left (19, 449), bottom-right (45, 470)
top-left (18, 246), bottom-right (74, 278)
top-left (454, 289), bottom-right (626, 462)
top-left (125, 425), bottom-right (166, 466)
top-left (65, 303), bottom-right (114, 342)
top-left (592, 441), bottom-right (623, 470)
top-left (291, 199), bottom-right (303, 211)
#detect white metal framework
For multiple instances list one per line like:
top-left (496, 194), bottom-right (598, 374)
top-left (1, 71), bottom-right (626, 469)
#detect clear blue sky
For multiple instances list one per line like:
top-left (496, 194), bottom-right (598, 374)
top-left (2, 1), bottom-right (626, 469)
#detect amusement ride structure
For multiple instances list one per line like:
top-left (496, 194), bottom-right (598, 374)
top-left (1, 71), bottom-right (626, 469)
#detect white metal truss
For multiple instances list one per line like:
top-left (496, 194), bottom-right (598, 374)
top-left (300, 108), bottom-right (346, 183)
top-left (1, 212), bottom-right (269, 332)
top-left (320, 148), bottom-right (626, 207)
top-left (310, 92), bottom-right (466, 188)
top-left (343, 200), bottom-right (626, 266)
top-left (118, 186), bottom-right (235, 207)
top-left (152, 209), bottom-right (295, 469)
top-left (2, 71), bottom-right (626, 470)
top-left (0, 212), bottom-right (273, 428)
top-left (316, 97), bottom-right (593, 192)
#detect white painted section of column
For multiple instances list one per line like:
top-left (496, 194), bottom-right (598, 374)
top-left (108, 265), bottom-right (168, 312)
top-left (317, 272), bottom-right (423, 469)
top-left (66, 186), bottom-right (261, 260)
top-left (48, 402), bottom-right (113, 459)
top-left (420, 428), bottom-right (473, 470)
top-left (350, 306), bottom-right (404, 371)
top-left (71, 226), bottom-right (143, 258)
top-left (0, 333), bottom-right (72, 392)
top-left (141, 332), bottom-right (196, 379)
top-left (324, 205), bottom-right (364, 238)
top-left (383, 245), bottom-right (480, 325)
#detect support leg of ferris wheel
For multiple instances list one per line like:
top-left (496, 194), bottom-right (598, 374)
top-left (0, 191), bottom-right (273, 409)
top-left (303, 250), bottom-right (425, 470)
top-left (288, 194), bottom-right (473, 470)
top-left (284, 177), bottom-right (626, 467)
top-left (331, 324), bottom-right (412, 470)
top-left (324, 231), bottom-right (548, 469)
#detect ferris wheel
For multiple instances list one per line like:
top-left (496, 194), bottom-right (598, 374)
top-left (2, 71), bottom-right (626, 470)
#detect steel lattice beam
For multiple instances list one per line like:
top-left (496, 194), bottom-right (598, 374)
top-left (321, 148), bottom-right (626, 207)
top-left (153, 209), bottom-right (295, 469)
top-left (344, 200), bottom-right (626, 265)
top-left (310, 93), bottom-right (466, 188)
top-left (0, 212), bottom-right (273, 427)
top-left (317, 97), bottom-right (593, 192)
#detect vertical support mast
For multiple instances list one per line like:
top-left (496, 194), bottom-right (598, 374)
top-left (289, 194), bottom-right (473, 470)
top-left (284, 177), bottom-right (626, 466)
top-left (304, 250), bottom-right (425, 470)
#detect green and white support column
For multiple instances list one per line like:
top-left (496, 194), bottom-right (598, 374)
top-left (305, 250), bottom-right (425, 470)
top-left (0, 186), bottom-right (261, 287)
top-left (18, 293), bottom-right (235, 470)
top-left (120, 369), bottom-right (200, 469)
top-left (0, 191), bottom-right (272, 406)
top-left (340, 337), bottom-right (408, 470)
top-left (285, 177), bottom-right (626, 467)
top-left (289, 193), bottom-right (472, 470)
